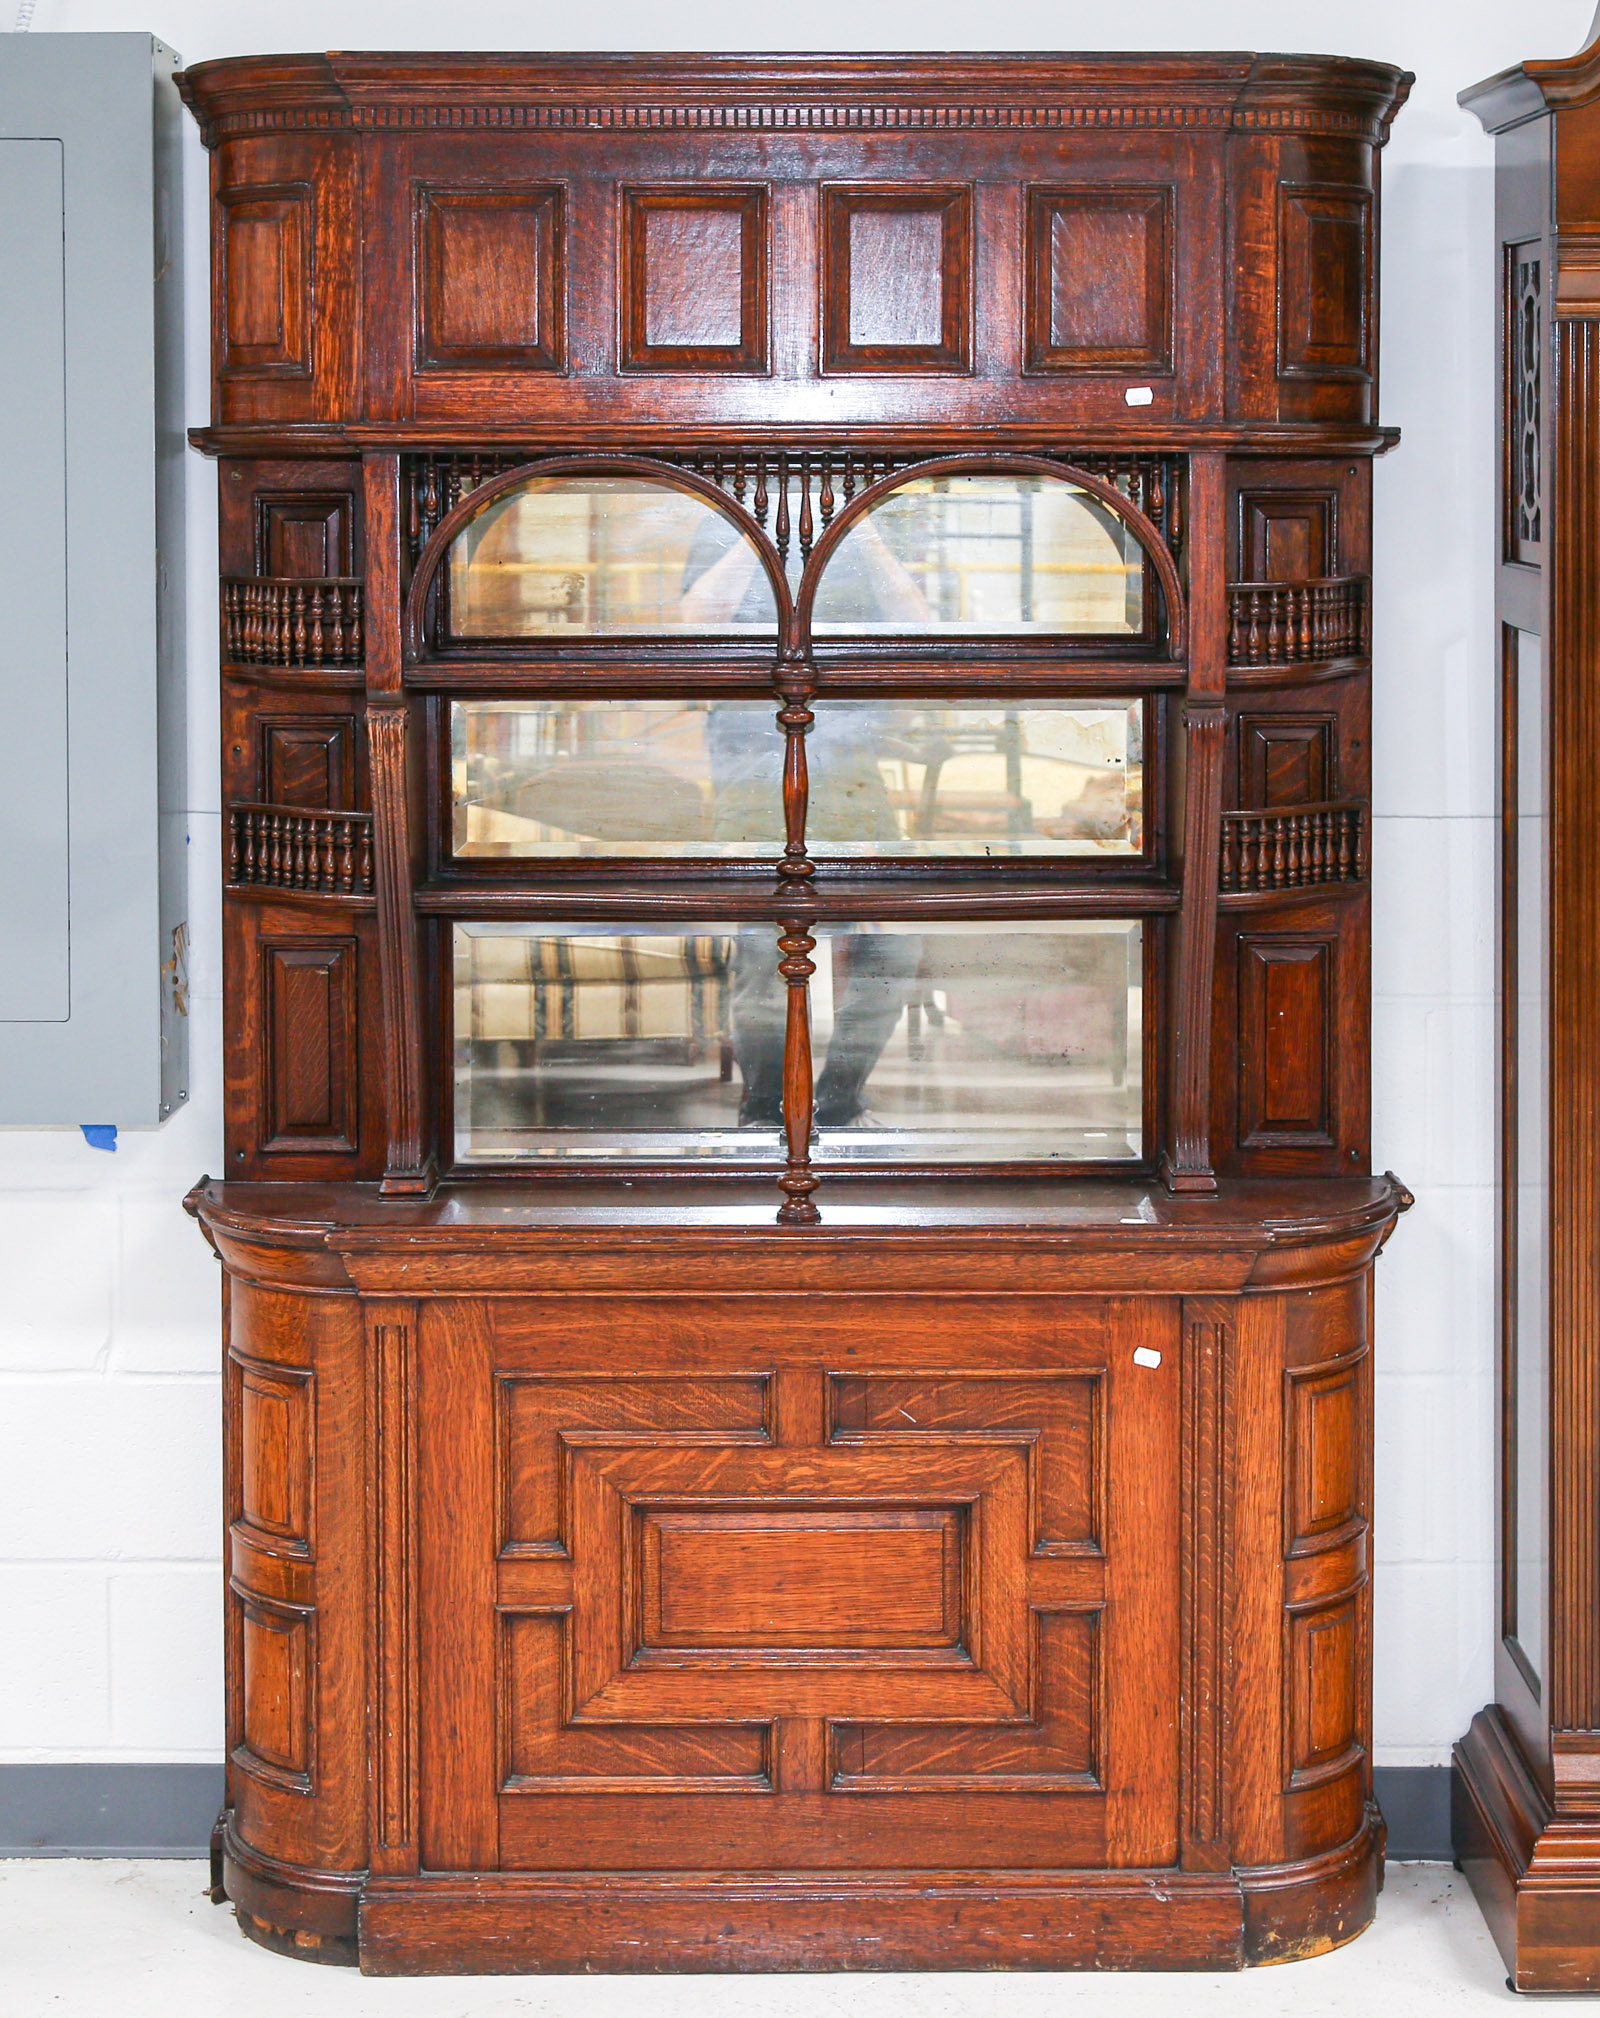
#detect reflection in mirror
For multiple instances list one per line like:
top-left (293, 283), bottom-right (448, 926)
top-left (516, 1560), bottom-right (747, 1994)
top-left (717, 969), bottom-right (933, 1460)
top-left (453, 920), bottom-right (1143, 1165)
top-left (811, 474), bottom-right (1147, 635)
top-left (1512, 624), bottom-right (1548, 1681)
top-left (454, 924), bottom-right (771, 1163)
top-left (451, 701), bottom-right (782, 858)
top-left (445, 477), bottom-right (780, 638)
top-left (803, 922), bottom-right (1142, 1160)
top-left (807, 702), bottom-right (1142, 856)
top-left (451, 699), bottom-right (1143, 860)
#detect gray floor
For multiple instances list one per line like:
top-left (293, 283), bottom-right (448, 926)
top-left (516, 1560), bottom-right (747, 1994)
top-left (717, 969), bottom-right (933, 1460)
top-left (0, 1861), bottom-right (1590, 2013)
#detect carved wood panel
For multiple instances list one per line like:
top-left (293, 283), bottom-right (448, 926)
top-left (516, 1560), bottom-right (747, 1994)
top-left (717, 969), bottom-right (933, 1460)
top-left (237, 1359), bottom-right (313, 1553)
top-left (1236, 936), bottom-right (1334, 1150)
top-left (237, 1590), bottom-right (314, 1788)
top-left (415, 185), bottom-right (564, 371)
top-left (1239, 717), bottom-right (1335, 809)
top-left (1025, 186), bottom-right (1172, 373)
top-left (1277, 184), bottom-right (1371, 381)
top-left (260, 718), bottom-right (355, 810)
top-left (621, 185), bottom-right (768, 371)
top-left (261, 938), bottom-right (359, 1152)
top-left (1239, 491), bottom-right (1337, 582)
top-left (821, 185), bottom-right (972, 373)
top-left (218, 184), bottom-right (312, 377)
top-left (254, 491), bottom-right (353, 578)
top-left (418, 1296), bottom-right (1180, 1873)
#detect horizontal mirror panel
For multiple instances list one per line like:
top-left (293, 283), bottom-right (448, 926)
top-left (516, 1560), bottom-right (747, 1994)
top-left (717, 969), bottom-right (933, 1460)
top-left (805, 921), bottom-right (1142, 1160)
top-left (453, 920), bottom-right (1142, 1165)
top-left (451, 700), bottom-right (781, 858)
top-left (809, 702), bottom-right (1143, 855)
top-left (812, 475), bottom-right (1147, 636)
top-left (446, 478), bottom-right (780, 638)
top-left (451, 700), bottom-right (1142, 859)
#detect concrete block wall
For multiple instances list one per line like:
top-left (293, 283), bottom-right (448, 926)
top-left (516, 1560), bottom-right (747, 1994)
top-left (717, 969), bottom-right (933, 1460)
top-left (2, 0), bottom-right (1579, 1788)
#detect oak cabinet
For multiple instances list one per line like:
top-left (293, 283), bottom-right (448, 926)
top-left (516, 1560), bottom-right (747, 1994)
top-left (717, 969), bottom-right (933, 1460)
top-left (180, 50), bottom-right (1410, 1973)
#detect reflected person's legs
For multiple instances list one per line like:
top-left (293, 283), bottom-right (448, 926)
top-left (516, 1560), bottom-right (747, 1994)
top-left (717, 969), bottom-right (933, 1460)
top-left (815, 933), bottom-right (923, 1128)
top-left (730, 931), bottom-right (786, 1127)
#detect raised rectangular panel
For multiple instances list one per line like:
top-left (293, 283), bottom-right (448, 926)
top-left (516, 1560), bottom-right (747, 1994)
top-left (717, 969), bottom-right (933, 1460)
top-left (565, 1438), bottom-right (1033, 1722)
top-left (0, 139), bottom-right (68, 1023)
top-left (238, 1593), bottom-right (312, 1784)
top-left (416, 185), bottom-right (564, 371)
top-left (1240, 717), bottom-right (1334, 809)
top-left (1240, 492), bottom-right (1336, 581)
top-left (640, 1506), bottom-right (963, 1649)
top-left (501, 1613), bottom-right (769, 1791)
top-left (621, 186), bottom-right (767, 371)
top-left (1238, 937), bottom-right (1334, 1150)
top-left (497, 1374), bottom-right (769, 1553)
top-left (1025, 186), bottom-right (1172, 372)
top-left (255, 492), bottom-right (352, 578)
top-left (219, 185), bottom-right (311, 376)
top-left (0, 36), bottom-right (187, 1123)
top-left (262, 938), bottom-right (358, 1152)
top-left (1288, 1597), bottom-right (1360, 1784)
top-left (1286, 1356), bottom-right (1362, 1550)
top-left (1278, 185), bottom-right (1371, 380)
top-left (822, 186), bottom-right (971, 373)
top-left (237, 1361), bottom-right (312, 1551)
top-left (261, 719), bottom-right (354, 810)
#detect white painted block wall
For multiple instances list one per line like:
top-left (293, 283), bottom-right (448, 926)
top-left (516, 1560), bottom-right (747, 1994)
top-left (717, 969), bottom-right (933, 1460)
top-left (2, 0), bottom-right (1580, 1773)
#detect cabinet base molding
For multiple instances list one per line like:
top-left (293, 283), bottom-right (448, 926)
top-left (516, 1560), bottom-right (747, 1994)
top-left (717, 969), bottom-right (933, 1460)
top-left (1454, 1708), bottom-right (1600, 1993)
top-left (217, 1811), bottom-right (1386, 1975)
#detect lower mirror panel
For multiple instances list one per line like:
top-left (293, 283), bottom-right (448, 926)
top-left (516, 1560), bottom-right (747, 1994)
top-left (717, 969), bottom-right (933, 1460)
top-left (451, 918), bottom-right (1144, 1165)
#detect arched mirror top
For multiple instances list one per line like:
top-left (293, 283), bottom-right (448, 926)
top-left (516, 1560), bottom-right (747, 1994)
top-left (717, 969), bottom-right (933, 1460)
top-left (797, 458), bottom-right (1183, 654)
top-left (408, 458), bottom-right (792, 654)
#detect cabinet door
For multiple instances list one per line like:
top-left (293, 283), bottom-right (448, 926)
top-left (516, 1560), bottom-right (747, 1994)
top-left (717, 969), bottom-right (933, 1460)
top-left (415, 1293), bottom-right (1180, 1873)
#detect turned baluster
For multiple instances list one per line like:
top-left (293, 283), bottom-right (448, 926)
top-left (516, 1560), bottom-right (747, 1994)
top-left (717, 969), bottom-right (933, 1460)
top-left (841, 454), bottom-right (857, 506)
top-left (1296, 586), bottom-right (1312, 659)
top-left (819, 453), bottom-right (835, 529)
top-left (775, 452), bottom-right (791, 561)
top-left (357, 820), bottom-right (373, 893)
top-left (775, 919), bottom-right (820, 1226)
top-left (732, 452), bottom-right (746, 507)
top-left (1240, 816), bottom-right (1258, 891)
top-left (753, 452), bottom-right (769, 527)
top-left (798, 454), bottom-right (814, 559)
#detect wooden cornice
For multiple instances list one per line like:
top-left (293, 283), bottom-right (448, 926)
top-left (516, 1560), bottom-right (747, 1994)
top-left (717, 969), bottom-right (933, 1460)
top-left (177, 50), bottom-right (1412, 150)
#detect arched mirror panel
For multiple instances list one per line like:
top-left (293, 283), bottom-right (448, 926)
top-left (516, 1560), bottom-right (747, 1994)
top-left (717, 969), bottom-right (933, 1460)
top-left (444, 475), bottom-right (782, 639)
top-left (808, 473), bottom-right (1150, 638)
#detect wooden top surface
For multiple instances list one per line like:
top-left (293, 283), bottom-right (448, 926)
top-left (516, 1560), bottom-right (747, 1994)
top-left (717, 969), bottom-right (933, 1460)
top-left (191, 1171), bottom-right (1408, 1245)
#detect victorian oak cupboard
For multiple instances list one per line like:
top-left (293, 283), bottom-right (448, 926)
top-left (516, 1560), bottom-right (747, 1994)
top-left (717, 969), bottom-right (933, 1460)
top-left (178, 51), bottom-right (1410, 1974)
top-left (1459, 21), bottom-right (1600, 1993)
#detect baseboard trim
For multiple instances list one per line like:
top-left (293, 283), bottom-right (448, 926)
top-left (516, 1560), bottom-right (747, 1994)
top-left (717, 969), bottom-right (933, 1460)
top-left (0, 1762), bottom-right (1453, 1861)
top-left (0, 1765), bottom-right (225, 1857)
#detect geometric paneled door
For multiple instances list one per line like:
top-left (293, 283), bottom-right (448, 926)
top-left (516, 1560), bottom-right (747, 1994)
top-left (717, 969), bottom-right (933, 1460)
top-left (415, 1294), bottom-right (1179, 1873)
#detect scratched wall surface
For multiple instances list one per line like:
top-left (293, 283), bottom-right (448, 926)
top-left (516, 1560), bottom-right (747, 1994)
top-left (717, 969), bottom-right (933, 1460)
top-left (0, 0), bottom-right (1562, 1773)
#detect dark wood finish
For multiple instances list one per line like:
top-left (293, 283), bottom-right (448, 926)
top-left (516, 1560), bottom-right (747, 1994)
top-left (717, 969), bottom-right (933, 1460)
top-left (1461, 29), bottom-right (1600, 1988)
top-left (415, 184), bottom-right (564, 372)
top-left (179, 49), bottom-right (1410, 1976)
top-left (621, 185), bottom-right (767, 372)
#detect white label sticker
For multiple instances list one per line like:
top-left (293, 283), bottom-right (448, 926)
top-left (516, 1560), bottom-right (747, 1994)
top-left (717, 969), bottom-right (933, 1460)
top-left (1124, 386), bottom-right (1154, 406)
top-left (1132, 1346), bottom-right (1162, 1369)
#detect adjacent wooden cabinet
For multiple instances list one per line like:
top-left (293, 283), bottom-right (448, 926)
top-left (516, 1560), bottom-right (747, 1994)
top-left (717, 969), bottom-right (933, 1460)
top-left (1459, 25), bottom-right (1600, 1994)
top-left (179, 52), bottom-right (1411, 1974)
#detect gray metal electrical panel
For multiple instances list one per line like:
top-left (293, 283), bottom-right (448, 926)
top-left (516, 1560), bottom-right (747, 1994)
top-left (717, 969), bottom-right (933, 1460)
top-left (0, 33), bottom-right (186, 1125)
